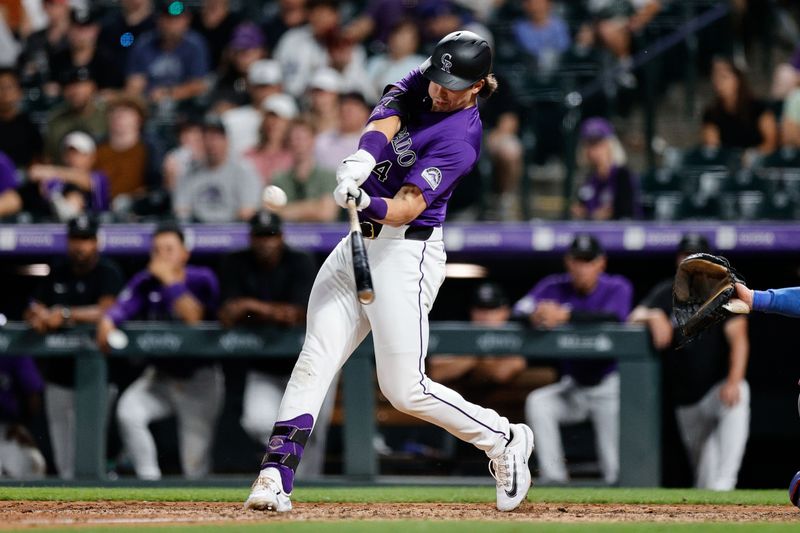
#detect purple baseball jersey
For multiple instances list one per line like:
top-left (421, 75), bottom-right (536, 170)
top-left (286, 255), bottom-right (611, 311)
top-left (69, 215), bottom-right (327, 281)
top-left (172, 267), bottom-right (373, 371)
top-left (576, 165), bottom-right (641, 220)
top-left (362, 68), bottom-right (483, 227)
top-left (0, 357), bottom-right (44, 422)
top-left (106, 265), bottom-right (219, 325)
top-left (0, 151), bottom-right (18, 192)
top-left (44, 170), bottom-right (111, 212)
top-left (513, 273), bottom-right (633, 385)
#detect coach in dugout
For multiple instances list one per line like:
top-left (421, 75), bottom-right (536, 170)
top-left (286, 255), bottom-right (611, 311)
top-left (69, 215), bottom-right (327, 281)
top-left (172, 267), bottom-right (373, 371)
top-left (514, 233), bottom-right (632, 485)
top-left (97, 222), bottom-right (223, 480)
top-left (218, 211), bottom-right (334, 477)
top-left (629, 233), bottom-right (750, 490)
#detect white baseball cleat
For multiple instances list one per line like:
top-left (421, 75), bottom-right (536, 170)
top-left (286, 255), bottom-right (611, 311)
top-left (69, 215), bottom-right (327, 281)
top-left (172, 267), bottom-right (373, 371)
top-left (490, 423), bottom-right (534, 512)
top-left (243, 467), bottom-right (292, 512)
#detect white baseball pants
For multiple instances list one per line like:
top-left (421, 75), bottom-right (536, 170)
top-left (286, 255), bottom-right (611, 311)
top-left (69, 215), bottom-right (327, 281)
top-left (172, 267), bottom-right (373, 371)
top-left (525, 372), bottom-right (620, 484)
top-left (675, 379), bottom-right (750, 490)
top-left (277, 230), bottom-right (511, 457)
top-left (116, 365), bottom-right (224, 479)
top-left (240, 369), bottom-right (337, 476)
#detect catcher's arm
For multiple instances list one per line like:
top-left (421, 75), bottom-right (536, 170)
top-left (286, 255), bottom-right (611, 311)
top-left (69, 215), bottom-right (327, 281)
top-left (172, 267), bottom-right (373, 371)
top-left (742, 284), bottom-right (800, 317)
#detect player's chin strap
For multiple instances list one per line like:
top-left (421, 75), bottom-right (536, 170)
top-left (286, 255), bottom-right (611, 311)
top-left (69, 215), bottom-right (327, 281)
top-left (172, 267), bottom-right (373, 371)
top-left (260, 414), bottom-right (314, 493)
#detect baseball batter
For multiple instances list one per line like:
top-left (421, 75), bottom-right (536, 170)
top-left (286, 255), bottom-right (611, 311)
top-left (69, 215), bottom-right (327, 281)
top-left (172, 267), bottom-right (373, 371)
top-left (245, 31), bottom-right (534, 513)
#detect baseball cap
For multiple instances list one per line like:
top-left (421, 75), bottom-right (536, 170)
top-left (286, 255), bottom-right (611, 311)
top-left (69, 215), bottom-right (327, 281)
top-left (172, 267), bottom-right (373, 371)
top-left (62, 131), bottom-right (96, 154)
top-left (248, 59), bottom-right (282, 86)
top-left (262, 93), bottom-right (299, 119)
top-left (471, 282), bottom-right (509, 309)
top-left (59, 65), bottom-right (95, 86)
top-left (67, 214), bottom-right (98, 239)
top-left (158, 0), bottom-right (187, 16)
top-left (230, 22), bottom-right (265, 51)
top-left (567, 233), bottom-right (604, 261)
top-left (678, 233), bottom-right (711, 255)
top-left (250, 210), bottom-right (283, 236)
top-left (580, 117), bottom-right (614, 142)
top-left (202, 114), bottom-right (227, 134)
top-left (309, 68), bottom-right (342, 93)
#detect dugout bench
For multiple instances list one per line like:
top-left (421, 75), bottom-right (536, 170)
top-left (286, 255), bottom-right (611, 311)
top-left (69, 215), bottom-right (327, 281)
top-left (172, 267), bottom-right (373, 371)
top-left (1, 322), bottom-right (660, 486)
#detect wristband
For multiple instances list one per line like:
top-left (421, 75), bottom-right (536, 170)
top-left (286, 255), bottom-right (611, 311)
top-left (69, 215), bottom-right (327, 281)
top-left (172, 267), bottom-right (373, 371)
top-left (358, 130), bottom-right (387, 161)
top-left (751, 290), bottom-right (769, 312)
top-left (362, 196), bottom-right (388, 220)
top-left (163, 281), bottom-right (189, 307)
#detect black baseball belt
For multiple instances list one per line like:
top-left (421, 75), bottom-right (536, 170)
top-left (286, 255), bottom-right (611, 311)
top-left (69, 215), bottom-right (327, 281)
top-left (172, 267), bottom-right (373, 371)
top-left (360, 221), bottom-right (435, 241)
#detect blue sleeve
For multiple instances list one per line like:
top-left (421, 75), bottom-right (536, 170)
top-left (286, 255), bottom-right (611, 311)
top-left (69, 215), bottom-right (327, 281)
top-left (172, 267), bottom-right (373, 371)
top-left (126, 38), bottom-right (149, 77)
top-left (752, 287), bottom-right (800, 318)
top-left (185, 32), bottom-right (210, 79)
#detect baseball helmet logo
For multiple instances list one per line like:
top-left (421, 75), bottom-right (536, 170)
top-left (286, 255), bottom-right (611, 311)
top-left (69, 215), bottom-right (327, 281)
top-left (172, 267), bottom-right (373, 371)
top-left (441, 53), bottom-right (453, 74)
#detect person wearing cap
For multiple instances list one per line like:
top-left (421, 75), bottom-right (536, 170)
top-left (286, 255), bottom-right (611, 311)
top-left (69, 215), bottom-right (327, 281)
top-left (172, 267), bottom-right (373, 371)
top-left (97, 222), bottom-right (223, 480)
top-left (27, 130), bottom-right (110, 220)
top-left (49, 7), bottom-right (124, 92)
top-left (307, 67), bottom-right (342, 135)
top-left (218, 210), bottom-right (334, 477)
top-left (25, 214), bottom-right (124, 479)
top-left (210, 22), bottom-right (266, 108)
top-left (246, 31), bottom-right (535, 514)
top-left (125, 0), bottom-right (210, 105)
top-left (313, 91), bottom-right (371, 173)
top-left (242, 92), bottom-right (295, 184)
top-left (514, 233), bottom-right (633, 485)
top-left (220, 59), bottom-right (285, 157)
top-left (570, 116), bottom-right (641, 221)
top-left (629, 233), bottom-right (749, 490)
top-left (192, 0), bottom-right (241, 71)
top-left (173, 114), bottom-right (261, 222)
top-left (270, 118), bottom-right (338, 222)
top-left (44, 65), bottom-right (106, 163)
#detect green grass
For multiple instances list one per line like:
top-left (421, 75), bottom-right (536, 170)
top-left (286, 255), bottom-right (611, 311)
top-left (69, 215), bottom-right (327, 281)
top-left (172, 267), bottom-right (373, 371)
top-left (0, 486), bottom-right (789, 506)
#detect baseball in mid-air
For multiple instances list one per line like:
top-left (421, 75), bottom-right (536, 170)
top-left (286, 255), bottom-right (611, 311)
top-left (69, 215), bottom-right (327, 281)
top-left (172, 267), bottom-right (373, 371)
top-left (262, 185), bottom-right (288, 209)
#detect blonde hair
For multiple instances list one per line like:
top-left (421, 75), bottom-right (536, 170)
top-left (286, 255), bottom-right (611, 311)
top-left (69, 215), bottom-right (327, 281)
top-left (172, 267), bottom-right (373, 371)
top-left (478, 74), bottom-right (498, 99)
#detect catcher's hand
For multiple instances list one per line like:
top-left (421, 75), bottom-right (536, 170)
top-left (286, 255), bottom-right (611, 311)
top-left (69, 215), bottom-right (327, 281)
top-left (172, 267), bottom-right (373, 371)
top-left (672, 253), bottom-right (749, 343)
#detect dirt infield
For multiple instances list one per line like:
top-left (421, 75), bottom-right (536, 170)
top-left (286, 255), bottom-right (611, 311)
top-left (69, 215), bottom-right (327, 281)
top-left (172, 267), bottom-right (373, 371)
top-left (0, 501), bottom-right (796, 527)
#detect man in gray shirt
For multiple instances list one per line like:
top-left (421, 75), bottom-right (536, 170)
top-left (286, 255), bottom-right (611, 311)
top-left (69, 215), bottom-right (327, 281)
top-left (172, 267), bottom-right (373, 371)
top-left (174, 115), bottom-right (261, 222)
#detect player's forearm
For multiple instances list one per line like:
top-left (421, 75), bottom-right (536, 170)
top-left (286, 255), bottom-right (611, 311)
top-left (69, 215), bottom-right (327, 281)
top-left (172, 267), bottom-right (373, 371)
top-left (66, 305), bottom-right (106, 324)
top-left (280, 198), bottom-right (338, 222)
top-left (0, 189), bottom-right (21, 216)
top-left (752, 287), bottom-right (800, 317)
top-left (172, 294), bottom-right (205, 323)
top-left (170, 79), bottom-right (208, 101)
top-left (363, 116), bottom-right (401, 144)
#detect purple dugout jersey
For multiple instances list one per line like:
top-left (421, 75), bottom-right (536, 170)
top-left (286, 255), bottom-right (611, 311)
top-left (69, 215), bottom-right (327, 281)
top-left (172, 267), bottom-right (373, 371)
top-left (362, 68), bottom-right (483, 227)
top-left (0, 357), bottom-right (44, 422)
top-left (513, 273), bottom-right (633, 385)
top-left (0, 151), bottom-right (18, 192)
top-left (106, 265), bottom-right (219, 325)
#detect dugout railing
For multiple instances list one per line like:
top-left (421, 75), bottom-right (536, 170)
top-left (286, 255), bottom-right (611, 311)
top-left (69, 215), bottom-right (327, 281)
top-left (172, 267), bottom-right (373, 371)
top-left (1, 322), bottom-right (660, 486)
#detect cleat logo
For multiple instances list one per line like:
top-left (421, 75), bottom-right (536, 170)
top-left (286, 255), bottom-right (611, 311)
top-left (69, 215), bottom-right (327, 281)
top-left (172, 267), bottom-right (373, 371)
top-left (441, 53), bottom-right (453, 74)
top-left (268, 437), bottom-right (284, 450)
top-left (504, 462), bottom-right (518, 498)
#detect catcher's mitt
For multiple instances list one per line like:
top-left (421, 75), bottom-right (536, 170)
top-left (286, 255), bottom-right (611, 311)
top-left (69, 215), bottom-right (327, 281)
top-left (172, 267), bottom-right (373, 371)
top-left (673, 253), bottom-right (749, 342)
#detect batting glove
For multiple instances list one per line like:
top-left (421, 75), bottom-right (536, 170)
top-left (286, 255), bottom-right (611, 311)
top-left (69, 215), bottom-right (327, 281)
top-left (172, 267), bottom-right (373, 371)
top-left (333, 179), bottom-right (371, 211)
top-left (336, 149), bottom-right (376, 186)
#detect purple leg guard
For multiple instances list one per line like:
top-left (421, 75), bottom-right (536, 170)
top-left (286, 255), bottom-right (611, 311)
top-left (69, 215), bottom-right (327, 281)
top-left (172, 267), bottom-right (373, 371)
top-left (260, 414), bottom-right (314, 493)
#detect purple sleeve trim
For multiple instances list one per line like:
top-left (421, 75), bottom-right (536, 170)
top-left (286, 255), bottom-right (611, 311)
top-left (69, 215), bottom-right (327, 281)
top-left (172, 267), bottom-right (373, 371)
top-left (358, 130), bottom-right (387, 161)
top-left (163, 281), bottom-right (189, 309)
top-left (363, 196), bottom-right (388, 220)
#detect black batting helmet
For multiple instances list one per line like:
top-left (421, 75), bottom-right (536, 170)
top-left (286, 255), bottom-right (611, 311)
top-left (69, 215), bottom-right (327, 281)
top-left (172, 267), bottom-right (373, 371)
top-left (420, 30), bottom-right (492, 91)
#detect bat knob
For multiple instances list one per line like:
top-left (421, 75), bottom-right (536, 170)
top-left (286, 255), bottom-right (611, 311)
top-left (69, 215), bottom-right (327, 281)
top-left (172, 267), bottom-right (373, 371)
top-left (358, 289), bottom-right (375, 305)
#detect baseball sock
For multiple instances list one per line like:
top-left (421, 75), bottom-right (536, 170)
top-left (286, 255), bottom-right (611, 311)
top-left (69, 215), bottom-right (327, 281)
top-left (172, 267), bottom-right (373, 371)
top-left (260, 413), bottom-right (314, 493)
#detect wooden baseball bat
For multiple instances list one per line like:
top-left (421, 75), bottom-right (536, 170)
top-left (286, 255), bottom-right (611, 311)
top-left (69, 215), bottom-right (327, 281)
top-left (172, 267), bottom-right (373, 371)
top-left (346, 197), bottom-right (375, 305)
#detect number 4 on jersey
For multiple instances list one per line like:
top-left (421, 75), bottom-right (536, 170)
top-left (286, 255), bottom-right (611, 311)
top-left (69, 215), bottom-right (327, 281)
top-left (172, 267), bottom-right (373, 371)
top-left (372, 160), bottom-right (392, 182)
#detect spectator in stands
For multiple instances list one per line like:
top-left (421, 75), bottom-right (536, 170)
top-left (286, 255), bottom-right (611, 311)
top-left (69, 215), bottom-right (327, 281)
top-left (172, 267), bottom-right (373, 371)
top-left (365, 20), bottom-right (426, 99)
top-left (0, 356), bottom-right (46, 479)
top-left (570, 117), bottom-right (641, 221)
top-left (97, 222), bottom-right (223, 480)
top-left (125, 0), bottom-right (210, 106)
top-left (244, 92), bottom-right (296, 186)
top-left (325, 31), bottom-right (375, 102)
top-left (770, 43), bottom-right (800, 101)
top-left (173, 114), bottom-right (260, 223)
top-left (261, 0), bottom-right (307, 52)
top-left (701, 57), bottom-right (778, 162)
top-left (218, 210), bottom-right (333, 477)
top-left (94, 94), bottom-right (161, 202)
top-left (0, 4), bottom-right (22, 68)
top-left (26, 130), bottom-right (110, 220)
top-left (162, 115), bottom-right (204, 190)
top-left (428, 282), bottom-right (527, 387)
top-left (192, 0), bottom-right (240, 72)
top-left (314, 91), bottom-right (369, 173)
top-left (418, 1), bottom-right (492, 52)
top-left (98, 0), bottom-right (156, 71)
top-left (0, 67), bottom-right (43, 168)
top-left (629, 233), bottom-right (749, 490)
top-left (44, 66), bottom-right (106, 163)
top-left (516, 234), bottom-right (632, 484)
top-left (270, 117), bottom-right (337, 222)
top-left (512, 0), bottom-right (570, 75)
top-left (49, 8), bottom-right (124, 93)
top-left (210, 22), bottom-right (266, 109)
top-left (0, 151), bottom-right (22, 219)
top-left (222, 59), bottom-right (284, 157)
top-left (17, 0), bottom-right (71, 91)
top-left (783, 88), bottom-right (800, 148)
top-left (306, 67), bottom-right (341, 134)
top-left (342, 0), bottom-right (415, 50)
top-left (25, 214), bottom-right (124, 479)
